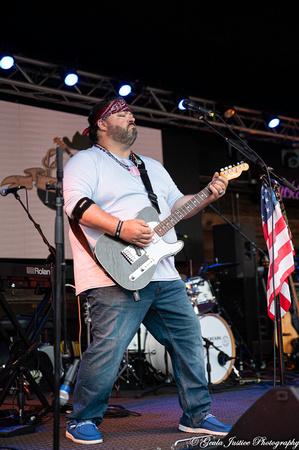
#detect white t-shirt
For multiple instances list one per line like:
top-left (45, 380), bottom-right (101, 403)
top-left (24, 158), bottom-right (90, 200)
top-left (63, 145), bottom-right (184, 295)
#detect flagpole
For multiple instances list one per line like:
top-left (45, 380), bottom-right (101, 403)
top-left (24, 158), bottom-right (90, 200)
top-left (274, 293), bottom-right (286, 387)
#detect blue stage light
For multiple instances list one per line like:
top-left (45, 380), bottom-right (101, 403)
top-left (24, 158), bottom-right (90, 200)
top-left (64, 72), bottom-right (78, 86)
top-left (118, 84), bottom-right (132, 97)
top-left (268, 117), bottom-right (280, 128)
top-left (178, 99), bottom-right (186, 110)
top-left (0, 55), bottom-right (14, 70)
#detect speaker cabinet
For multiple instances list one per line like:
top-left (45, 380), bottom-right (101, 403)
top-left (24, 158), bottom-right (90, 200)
top-left (213, 222), bottom-right (256, 278)
top-left (223, 386), bottom-right (299, 442)
top-left (217, 277), bottom-right (272, 351)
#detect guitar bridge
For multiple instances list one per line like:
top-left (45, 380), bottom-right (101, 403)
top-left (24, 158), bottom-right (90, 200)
top-left (121, 245), bottom-right (144, 264)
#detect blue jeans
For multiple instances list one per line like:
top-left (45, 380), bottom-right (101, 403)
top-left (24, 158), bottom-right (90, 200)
top-left (67, 280), bottom-right (211, 427)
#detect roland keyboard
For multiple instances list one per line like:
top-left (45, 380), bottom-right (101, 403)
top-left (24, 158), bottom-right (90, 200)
top-left (0, 259), bottom-right (73, 290)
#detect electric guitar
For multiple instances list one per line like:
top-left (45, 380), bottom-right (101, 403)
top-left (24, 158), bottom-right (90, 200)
top-left (94, 162), bottom-right (249, 291)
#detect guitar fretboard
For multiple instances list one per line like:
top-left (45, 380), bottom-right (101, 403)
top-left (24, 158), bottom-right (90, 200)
top-left (154, 186), bottom-right (211, 237)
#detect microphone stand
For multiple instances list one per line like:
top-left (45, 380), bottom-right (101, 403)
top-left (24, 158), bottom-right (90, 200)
top-left (11, 190), bottom-right (56, 261)
top-left (202, 337), bottom-right (235, 388)
top-left (193, 112), bottom-right (298, 387)
top-left (53, 146), bottom-right (65, 450)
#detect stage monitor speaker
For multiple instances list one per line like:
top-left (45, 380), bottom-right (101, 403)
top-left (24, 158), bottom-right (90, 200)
top-left (213, 222), bottom-right (256, 278)
top-left (222, 386), bottom-right (299, 443)
top-left (218, 277), bottom-right (272, 350)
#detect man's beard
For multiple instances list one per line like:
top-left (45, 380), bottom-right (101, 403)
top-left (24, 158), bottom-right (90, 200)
top-left (106, 123), bottom-right (137, 148)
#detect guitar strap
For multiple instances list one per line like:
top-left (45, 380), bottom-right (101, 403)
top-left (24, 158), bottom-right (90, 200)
top-left (133, 154), bottom-right (161, 214)
top-left (68, 216), bottom-right (94, 260)
top-left (68, 154), bottom-right (160, 260)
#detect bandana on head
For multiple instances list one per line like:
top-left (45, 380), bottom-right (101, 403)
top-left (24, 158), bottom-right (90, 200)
top-left (82, 99), bottom-right (132, 135)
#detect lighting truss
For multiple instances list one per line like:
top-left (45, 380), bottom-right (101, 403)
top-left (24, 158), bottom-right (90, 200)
top-left (1, 55), bottom-right (299, 143)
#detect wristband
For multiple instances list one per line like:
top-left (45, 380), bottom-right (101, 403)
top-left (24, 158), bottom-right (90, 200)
top-left (115, 220), bottom-right (123, 239)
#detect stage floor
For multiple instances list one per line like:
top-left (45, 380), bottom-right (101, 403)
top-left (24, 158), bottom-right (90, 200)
top-left (0, 367), bottom-right (298, 449)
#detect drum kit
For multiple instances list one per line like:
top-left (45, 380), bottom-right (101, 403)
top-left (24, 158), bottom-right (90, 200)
top-left (117, 262), bottom-right (241, 388)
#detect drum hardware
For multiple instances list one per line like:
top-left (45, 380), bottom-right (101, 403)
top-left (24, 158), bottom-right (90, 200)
top-left (116, 349), bottom-right (140, 387)
top-left (143, 314), bottom-right (236, 386)
top-left (206, 261), bottom-right (240, 271)
top-left (202, 336), bottom-right (235, 386)
top-left (117, 326), bottom-right (174, 395)
top-left (185, 277), bottom-right (216, 315)
top-left (82, 298), bottom-right (91, 348)
top-left (135, 344), bottom-right (175, 399)
top-left (115, 327), bottom-right (145, 388)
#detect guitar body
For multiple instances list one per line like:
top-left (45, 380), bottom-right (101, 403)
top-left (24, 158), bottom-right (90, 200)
top-left (94, 206), bottom-right (184, 291)
top-left (94, 163), bottom-right (249, 291)
top-left (275, 311), bottom-right (298, 354)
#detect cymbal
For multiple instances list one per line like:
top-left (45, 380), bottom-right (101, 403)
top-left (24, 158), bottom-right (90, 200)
top-left (207, 262), bottom-right (239, 270)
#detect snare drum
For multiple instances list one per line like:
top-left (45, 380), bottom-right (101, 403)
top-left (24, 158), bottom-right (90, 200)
top-left (185, 277), bottom-right (216, 314)
top-left (144, 314), bottom-right (235, 385)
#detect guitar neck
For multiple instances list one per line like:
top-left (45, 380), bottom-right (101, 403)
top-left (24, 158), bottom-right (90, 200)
top-left (154, 185), bottom-right (211, 237)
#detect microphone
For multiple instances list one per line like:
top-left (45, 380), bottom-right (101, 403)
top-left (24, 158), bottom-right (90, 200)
top-left (218, 351), bottom-right (235, 366)
top-left (59, 358), bottom-right (80, 406)
top-left (181, 99), bottom-right (220, 118)
top-left (0, 185), bottom-right (26, 196)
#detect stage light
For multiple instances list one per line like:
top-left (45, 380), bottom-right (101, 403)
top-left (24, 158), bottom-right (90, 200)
top-left (0, 55), bottom-right (14, 70)
top-left (267, 116), bottom-right (280, 128)
top-left (64, 72), bottom-right (78, 86)
top-left (224, 108), bottom-right (235, 119)
top-left (178, 99), bottom-right (186, 110)
top-left (118, 84), bottom-right (132, 97)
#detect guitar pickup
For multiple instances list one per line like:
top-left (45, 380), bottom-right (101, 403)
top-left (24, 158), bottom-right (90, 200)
top-left (121, 245), bottom-right (144, 264)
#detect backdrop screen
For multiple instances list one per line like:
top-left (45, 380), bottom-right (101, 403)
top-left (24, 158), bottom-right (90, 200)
top-left (0, 100), bottom-right (163, 260)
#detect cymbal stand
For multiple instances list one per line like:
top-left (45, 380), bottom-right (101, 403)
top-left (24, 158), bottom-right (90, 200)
top-left (116, 349), bottom-right (140, 386)
top-left (135, 341), bottom-right (174, 398)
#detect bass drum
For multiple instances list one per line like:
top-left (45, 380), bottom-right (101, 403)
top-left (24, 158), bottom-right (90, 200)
top-left (144, 314), bottom-right (235, 385)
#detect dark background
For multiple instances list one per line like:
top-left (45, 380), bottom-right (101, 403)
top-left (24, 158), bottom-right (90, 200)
top-left (1, 1), bottom-right (299, 118)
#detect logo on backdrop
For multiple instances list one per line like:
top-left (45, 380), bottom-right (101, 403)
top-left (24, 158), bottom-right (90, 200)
top-left (0, 133), bottom-right (89, 209)
top-left (279, 181), bottom-right (299, 200)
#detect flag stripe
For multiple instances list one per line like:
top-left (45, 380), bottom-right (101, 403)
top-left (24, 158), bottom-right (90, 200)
top-left (261, 180), bottom-right (294, 320)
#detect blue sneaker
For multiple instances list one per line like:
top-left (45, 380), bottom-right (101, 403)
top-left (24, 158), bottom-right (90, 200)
top-left (66, 420), bottom-right (103, 444)
top-left (179, 413), bottom-right (231, 436)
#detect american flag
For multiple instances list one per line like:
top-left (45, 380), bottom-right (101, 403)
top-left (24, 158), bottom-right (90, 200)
top-left (261, 180), bottom-right (295, 320)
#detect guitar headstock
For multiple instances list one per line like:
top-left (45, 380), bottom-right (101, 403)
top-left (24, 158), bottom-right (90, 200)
top-left (220, 162), bottom-right (249, 181)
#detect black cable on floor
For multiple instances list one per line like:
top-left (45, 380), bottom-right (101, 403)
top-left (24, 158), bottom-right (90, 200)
top-left (104, 404), bottom-right (141, 418)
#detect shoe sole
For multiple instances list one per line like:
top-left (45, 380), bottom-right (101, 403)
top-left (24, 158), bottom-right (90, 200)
top-left (66, 430), bottom-right (103, 444)
top-left (178, 423), bottom-right (229, 436)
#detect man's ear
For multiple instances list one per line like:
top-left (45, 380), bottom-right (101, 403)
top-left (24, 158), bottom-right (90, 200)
top-left (97, 119), bottom-right (107, 131)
